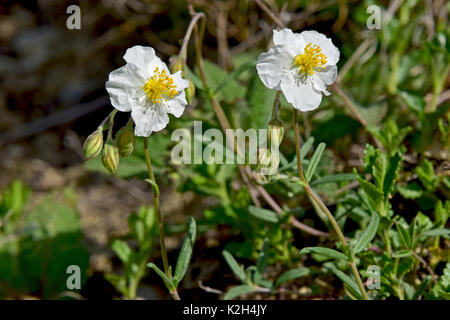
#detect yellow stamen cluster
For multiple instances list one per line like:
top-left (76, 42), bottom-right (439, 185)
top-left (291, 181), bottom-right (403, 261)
top-left (143, 67), bottom-right (177, 104)
top-left (294, 43), bottom-right (327, 76)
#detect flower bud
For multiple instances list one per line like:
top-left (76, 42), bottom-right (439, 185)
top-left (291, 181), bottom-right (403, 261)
top-left (169, 56), bottom-right (184, 74)
top-left (268, 119), bottom-right (284, 149)
top-left (116, 121), bottom-right (135, 157)
top-left (83, 128), bottom-right (103, 161)
top-left (186, 80), bottom-right (196, 104)
top-left (102, 143), bottom-right (120, 174)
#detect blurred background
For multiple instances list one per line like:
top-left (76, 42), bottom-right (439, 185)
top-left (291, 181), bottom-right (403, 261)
top-left (0, 0), bottom-right (448, 300)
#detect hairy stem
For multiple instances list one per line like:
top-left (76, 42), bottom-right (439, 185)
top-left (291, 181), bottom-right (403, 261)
top-left (143, 138), bottom-right (180, 300)
top-left (293, 109), bottom-right (369, 300)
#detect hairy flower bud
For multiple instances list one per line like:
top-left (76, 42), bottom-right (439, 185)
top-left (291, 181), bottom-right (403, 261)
top-left (116, 121), bottom-right (135, 157)
top-left (83, 127), bottom-right (103, 161)
top-left (169, 56), bottom-right (184, 74)
top-left (268, 119), bottom-right (284, 149)
top-left (186, 80), bottom-right (196, 104)
top-left (102, 143), bottom-right (120, 174)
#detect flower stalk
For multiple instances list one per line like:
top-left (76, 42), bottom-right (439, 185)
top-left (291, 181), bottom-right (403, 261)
top-left (143, 137), bottom-right (180, 300)
top-left (293, 109), bottom-right (369, 300)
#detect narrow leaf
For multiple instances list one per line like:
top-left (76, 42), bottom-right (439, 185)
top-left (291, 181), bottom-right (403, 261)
top-left (147, 263), bottom-right (174, 290)
top-left (223, 285), bottom-right (255, 300)
top-left (173, 217), bottom-right (197, 285)
top-left (299, 247), bottom-right (348, 260)
top-left (306, 143), bottom-right (326, 182)
top-left (275, 267), bottom-right (310, 286)
top-left (354, 211), bottom-right (380, 254)
top-left (248, 206), bottom-right (279, 223)
top-left (256, 238), bottom-right (268, 273)
top-left (222, 250), bottom-right (246, 282)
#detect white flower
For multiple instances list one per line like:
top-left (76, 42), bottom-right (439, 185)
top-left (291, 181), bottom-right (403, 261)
top-left (106, 45), bottom-right (189, 137)
top-left (256, 29), bottom-right (340, 111)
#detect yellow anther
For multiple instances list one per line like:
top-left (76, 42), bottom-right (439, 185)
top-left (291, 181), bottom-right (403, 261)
top-left (294, 43), bottom-right (327, 76)
top-left (143, 67), bottom-right (178, 104)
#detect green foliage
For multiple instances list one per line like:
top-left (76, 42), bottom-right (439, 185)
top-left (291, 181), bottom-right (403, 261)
top-left (106, 206), bottom-right (157, 299)
top-left (0, 184), bottom-right (88, 298)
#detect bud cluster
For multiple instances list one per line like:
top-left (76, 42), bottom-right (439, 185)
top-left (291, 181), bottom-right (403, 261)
top-left (83, 118), bottom-right (136, 175)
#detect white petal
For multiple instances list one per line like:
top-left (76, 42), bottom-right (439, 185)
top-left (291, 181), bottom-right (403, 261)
top-left (273, 29), bottom-right (306, 53)
top-left (131, 102), bottom-right (169, 137)
top-left (280, 78), bottom-right (322, 111)
top-left (171, 71), bottom-right (190, 91)
top-left (123, 45), bottom-right (166, 76)
top-left (106, 63), bottom-right (145, 112)
top-left (300, 30), bottom-right (340, 66)
top-left (312, 65), bottom-right (337, 95)
top-left (256, 45), bottom-right (293, 90)
top-left (164, 91), bottom-right (187, 117)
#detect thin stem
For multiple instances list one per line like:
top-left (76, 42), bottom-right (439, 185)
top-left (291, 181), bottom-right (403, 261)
top-left (179, 12), bottom-right (205, 61)
top-left (143, 138), bottom-right (180, 300)
top-left (100, 109), bottom-right (118, 130)
top-left (271, 91), bottom-right (281, 121)
top-left (293, 110), bottom-right (307, 184)
top-left (293, 109), bottom-right (369, 300)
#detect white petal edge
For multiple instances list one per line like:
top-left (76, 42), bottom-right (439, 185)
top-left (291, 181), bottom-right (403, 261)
top-left (131, 102), bottom-right (169, 137)
top-left (106, 63), bottom-right (146, 112)
top-left (312, 65), bottom-right (337, 95)
top-left (273, 29), bottom-right (306, 53)
top-left (280, 78), bottom-right (322, 112)
top-left (123, 45), bottom-right (167, 77)
top-left (256, 45), bottom-right (293, 90)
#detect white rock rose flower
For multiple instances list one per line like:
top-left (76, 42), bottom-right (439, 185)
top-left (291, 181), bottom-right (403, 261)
top-left (256, 29), bottom-right (340, 111)
top-left (106, 45), bottom-right (189, 137)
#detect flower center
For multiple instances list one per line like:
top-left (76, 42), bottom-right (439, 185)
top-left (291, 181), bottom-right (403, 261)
top-left (294, 43), bottom-right (327, 76)
top-left (143, 67), bottom-right (178, 104)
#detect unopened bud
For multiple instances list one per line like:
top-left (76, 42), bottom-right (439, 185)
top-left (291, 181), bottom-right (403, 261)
top-left (102, 143), bottom-right (120, 174)
top-left (268, 119), bottom-right (284, 149)
top-left (186, 80), bottom-right (196, 104)
top-left (83, 127), bottom-right (103, 161)
top-left (116, 121), bottom-right (135, 157)
top-left (169, 56), bottom-right (184, 74)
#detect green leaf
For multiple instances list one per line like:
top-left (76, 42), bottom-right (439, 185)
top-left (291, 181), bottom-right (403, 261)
top-left (223, 285), bottom-right (256, 300)
top-left (325, 263), bottom-right (362, 299)
top-left (396, 223), bottom-right (412, 248)
top-left (311, 173), bottom-right (356, 186)
top-left (383, 152), bottom-right (402, 196)
top-left (147, 263), bottom-right (174, 290)
top-left (201, 60), bottom-right (246, 101)
top-left (397, 183), bottom-right (423, 199)
top-left (299, 247), bottom-right (348, 260)
top-left (145, 179), bottom-right (160, 196)
top-left (355, 174), bottom-right (385, 214)
top-left (300, 137), bottom-right (315, 159)
top-left (420, 229), bottom-right (450, 238)
top-left (256, 239), bottom-right (268, 274)
top-left (173, 217), bottom-right (197, 286)
top-left (222, 250), bottom-right (246, 282)
top-left (306, 143), bottom-right (326, 182)
top-left (111, 240), bottom-right (132, 264)
top-left (415, 159), bottom-right (438, 191)
top-left (275, 267), bottom-right (310, 286)
top-left (372, 152), bottom-right (387, 189)
top-left (354, 211), bottom-right (380, 254)
top-left (248, 206), bottom-right (280, 223)
top-left (399, 90), bottom-right (425, 116)
top-left (185, 66), bottom-right (205, 91)
top-left (391, 250), bottom-right (412, 258)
